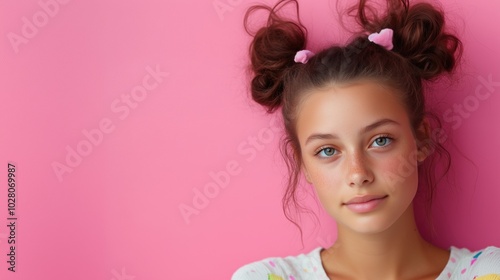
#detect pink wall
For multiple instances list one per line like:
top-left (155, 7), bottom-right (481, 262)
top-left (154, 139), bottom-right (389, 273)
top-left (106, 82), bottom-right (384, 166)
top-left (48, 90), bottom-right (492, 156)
top-left (0, 0), bottom-right (499, 279)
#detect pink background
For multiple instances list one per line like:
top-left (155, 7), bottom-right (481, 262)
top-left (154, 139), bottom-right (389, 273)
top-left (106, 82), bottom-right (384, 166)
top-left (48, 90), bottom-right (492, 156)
top-left (0, 0), bottom-right (499, 279)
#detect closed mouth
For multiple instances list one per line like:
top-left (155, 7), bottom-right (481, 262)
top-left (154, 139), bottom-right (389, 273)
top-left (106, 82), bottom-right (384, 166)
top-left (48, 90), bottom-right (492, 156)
top-left (343, 195), bottom-right (388, 205)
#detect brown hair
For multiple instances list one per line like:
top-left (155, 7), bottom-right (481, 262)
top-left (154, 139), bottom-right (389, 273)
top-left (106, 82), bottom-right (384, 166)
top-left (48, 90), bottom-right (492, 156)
top-left (244, 0), bottom-right (462, 240)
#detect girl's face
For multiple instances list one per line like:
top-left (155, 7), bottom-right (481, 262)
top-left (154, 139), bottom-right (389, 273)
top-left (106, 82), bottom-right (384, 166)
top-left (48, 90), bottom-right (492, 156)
top-left (297, 81), bottom-right (426, 234)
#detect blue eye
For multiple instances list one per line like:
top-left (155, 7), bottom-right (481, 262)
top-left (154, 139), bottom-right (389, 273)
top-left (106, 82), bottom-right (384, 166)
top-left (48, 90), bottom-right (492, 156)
top-left (372, 136), bottom-right (392, 147)
top-left (316, 147), bottom-right (337, 158)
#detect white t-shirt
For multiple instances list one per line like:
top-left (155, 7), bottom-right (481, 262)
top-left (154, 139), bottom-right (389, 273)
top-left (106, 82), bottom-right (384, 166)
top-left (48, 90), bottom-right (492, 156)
top-left (232, 246), bottom-right (500, 280)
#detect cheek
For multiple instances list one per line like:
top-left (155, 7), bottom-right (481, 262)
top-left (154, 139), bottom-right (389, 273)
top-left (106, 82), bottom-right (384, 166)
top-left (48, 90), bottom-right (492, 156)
top-left (307, 163), bottom-right (344, 206)
top-left (378, 148), bottom-right (420, 195)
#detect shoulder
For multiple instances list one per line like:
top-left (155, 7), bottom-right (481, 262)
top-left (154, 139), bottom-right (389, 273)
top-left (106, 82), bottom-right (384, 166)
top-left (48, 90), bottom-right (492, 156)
top-left (445, 246), bottom-right (500, 278)
top-left (231, 247), bottom-right (328, 280)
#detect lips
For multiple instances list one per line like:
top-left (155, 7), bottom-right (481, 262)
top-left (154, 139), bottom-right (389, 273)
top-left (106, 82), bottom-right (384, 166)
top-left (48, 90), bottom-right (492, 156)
top-left (343, 194), bottom-right (388, 213)
top-left (344, 194), bottom-right (388, 205)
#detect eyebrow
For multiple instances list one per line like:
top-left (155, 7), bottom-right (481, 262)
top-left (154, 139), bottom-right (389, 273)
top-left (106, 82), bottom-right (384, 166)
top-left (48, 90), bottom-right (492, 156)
top-left (304, 118), bottom-right (400, 145)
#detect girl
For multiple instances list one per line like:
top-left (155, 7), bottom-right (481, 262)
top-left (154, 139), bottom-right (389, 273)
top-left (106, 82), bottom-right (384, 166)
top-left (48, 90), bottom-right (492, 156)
top-left (232, 0), bottom-right (500, 279)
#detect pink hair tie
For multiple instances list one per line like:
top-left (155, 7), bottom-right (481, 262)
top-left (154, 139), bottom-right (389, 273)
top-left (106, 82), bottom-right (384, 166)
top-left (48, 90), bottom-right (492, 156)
top-left (294, 50), bottom-right (315, 64)
top-left (368, 28), bottom-right (394, 51)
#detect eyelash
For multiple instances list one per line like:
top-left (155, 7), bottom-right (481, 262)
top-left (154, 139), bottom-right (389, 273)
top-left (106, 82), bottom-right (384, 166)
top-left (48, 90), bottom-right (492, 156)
top-left (314, 134), bottom-right (394, 158)
top-left (372, 134), bottom-right (393, 148)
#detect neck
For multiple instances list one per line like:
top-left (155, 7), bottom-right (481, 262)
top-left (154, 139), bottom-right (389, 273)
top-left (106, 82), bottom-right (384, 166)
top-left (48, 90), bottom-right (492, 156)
top-left (323, 205), bottom-right (445, 279)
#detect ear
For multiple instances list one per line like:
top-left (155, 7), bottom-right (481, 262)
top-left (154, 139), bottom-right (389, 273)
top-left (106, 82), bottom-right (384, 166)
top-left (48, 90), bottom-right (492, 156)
top-left (415, 118), bottom-right (431, 163)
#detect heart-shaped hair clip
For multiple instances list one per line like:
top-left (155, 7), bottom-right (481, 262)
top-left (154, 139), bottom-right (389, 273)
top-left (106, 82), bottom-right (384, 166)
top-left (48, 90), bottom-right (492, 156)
top-left (294, 50), bottom-right (315, 64)
top-left (368, 28), bottom-right (394, 51)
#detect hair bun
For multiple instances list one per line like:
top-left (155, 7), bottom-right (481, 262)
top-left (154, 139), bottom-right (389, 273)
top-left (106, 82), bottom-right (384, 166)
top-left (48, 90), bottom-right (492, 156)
top-left (393, 2), bottom-right (462, 80)
top-left (244, 0), bottom-right (307, 112)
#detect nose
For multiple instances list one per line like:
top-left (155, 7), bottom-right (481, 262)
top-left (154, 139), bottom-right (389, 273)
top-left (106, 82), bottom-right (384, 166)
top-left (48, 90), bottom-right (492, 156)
top-left (346, 152), bottom-right (374, 187)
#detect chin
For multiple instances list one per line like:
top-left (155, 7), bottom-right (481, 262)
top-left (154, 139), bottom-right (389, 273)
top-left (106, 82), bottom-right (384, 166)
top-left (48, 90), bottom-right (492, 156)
top-left (344, 217), bottom-right (397, 234)
top-left (335, 205), bottom-right (412, 235)
top-left (328, 194), bottom-right (416, 235)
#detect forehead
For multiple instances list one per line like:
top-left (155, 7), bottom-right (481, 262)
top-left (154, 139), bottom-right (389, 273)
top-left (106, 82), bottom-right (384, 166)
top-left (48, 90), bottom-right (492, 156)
top-left (296, 81), bottom-right (409, 142)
